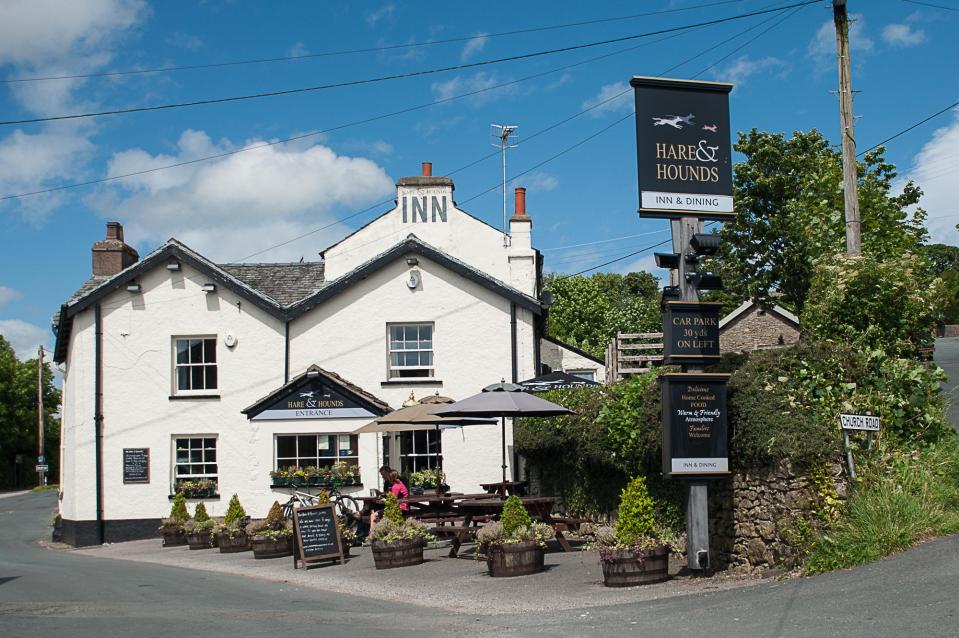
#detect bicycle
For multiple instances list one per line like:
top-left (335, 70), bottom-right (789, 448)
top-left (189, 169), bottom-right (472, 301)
top-left (280, 483), bottom-right (360, 530)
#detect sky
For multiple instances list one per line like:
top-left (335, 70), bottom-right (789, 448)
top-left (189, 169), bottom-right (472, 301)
top-left (0, 0), bottom-right (957, 361)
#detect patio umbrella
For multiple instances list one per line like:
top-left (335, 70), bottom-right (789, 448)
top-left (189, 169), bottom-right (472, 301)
top-left (518, 370), bottom-right (600, 393)
top-left (433, 381), bottom-right (574, 484)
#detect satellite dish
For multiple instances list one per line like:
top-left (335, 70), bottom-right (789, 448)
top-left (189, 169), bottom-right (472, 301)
top-left (224, 334), bottom-right (238, 348)
top-left (407, 270), bottom-right (420, 289)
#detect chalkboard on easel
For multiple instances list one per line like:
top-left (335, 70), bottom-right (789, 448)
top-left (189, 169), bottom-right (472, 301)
top-left (292, 504), bottom-right (344, 568)
top-left (122, 448), bottom-right (150, 484)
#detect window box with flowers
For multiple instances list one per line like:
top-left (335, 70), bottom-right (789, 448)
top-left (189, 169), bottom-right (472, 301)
top-left (171, 478), bottom-right (219, 499)
top-left (269, 462), bottom-right (361, 489)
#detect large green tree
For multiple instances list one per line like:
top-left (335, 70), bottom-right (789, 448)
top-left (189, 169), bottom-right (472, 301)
top-left (720, 129), bottom-right (928, 313)
top-left (543, 271), bottom-right (660, 359)
top-left (0, 336), bottom-right (61, 488)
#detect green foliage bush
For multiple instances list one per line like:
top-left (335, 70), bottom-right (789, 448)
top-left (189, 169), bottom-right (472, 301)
top-left (223, 494), bottom-right (247, 526)
top-left (168, 492), bottom-right (189, 524)
top-left (615, 477), bottom-right (656, 545)
top-left (802, 252), bottom-right (940, 357)
top-left (383, 492), bottom-right (404, 525)
top-left (193, 502), bottom-right (210, 523)
top-left (265, 501), bottom-right (285, 530)
top-left (500, 496), bottom-right (532, 536)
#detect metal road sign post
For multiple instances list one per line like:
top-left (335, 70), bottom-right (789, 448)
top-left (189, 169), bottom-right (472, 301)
top-left (840, 413), bottom-right (880, 480)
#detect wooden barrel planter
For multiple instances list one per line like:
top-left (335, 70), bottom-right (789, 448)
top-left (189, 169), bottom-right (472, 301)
top-left (372, 539), bottom-right (424, 569)
top-left (186, 531), bottom-right (215, 550)
top-left (486, 541), bottom-right (545, 577)
top-left (251, 535), bottom-right (293, 559)
top-left (160, 527), bottom-right (187, 547)
top-left (217, 531), bottom-right (251, 553)
top-left (600, 546), bottom-right (669, 587)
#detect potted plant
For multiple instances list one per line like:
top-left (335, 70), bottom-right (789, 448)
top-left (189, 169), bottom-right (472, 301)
top-left (315, 491), bottom-right (357, 556)
top-left (216, 494), bottom-right (252, 553)
top-left (595, 476), bottom-right (673, 587)
top-left (159, 492), bottom-right (190, 547)
top-left (175, 478), bottom-right (217, 499)
top-left (184, 502), bottom-right (217, 549)
top-left (270, 467), bottom-right (292, 488)
top-left (409, 468), bottom-right (448, 495)
top-left (330, 461), bottom-right (359, 486)
top-left (475, 496), bottom-right (554, 577)
top-left (303, 466), bottom-right (324, 487)
top-left (250, 501), bottom-right (293, 559)
top-left (369, 493), bottom-right (435, 569)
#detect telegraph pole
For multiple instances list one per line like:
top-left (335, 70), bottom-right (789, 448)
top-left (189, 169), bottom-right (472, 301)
top-left (37, 345), bottom-right (46, 486)
top-left (833, 0), bottom-right (861, 255)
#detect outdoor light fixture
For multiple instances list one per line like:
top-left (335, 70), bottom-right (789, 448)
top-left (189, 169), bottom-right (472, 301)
top-left (654, 252), bottom-right (681, 269)
top-left (406, 256), bottom-right (419, 266)
top-left (689, 233), bottom-right (721, 256)
top-left (691, 272), bottom-right (724, 291)
top-left (202, 283), bottom-right (216, 293)
top-left (166, 260), bottom-right (181, 271)
top-left (126, 283), bottom-right (141, 293)
top-left (306, 370), bottom-right (320, 377)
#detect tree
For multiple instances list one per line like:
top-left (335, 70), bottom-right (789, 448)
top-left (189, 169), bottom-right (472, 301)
top-left (0, 336), bottom-right (61, 489)
top-left (543, 271), bottom-right (660, 359)
top-left (921, 244), bottom-right (959, 324)
top-left (720, 129), bottom-right (928, 313)
top-left (921, 244), bottom-right (959, 276)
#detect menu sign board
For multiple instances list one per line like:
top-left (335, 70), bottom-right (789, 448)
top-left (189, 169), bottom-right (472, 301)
top-left (250, 378), bottom-right (376, 421)
top-left (292, 504), bottom-right (344, 568)
top-left (631, 76), bottom-right (734, 220)
top-left (661, 373), bottom-right (730, 477)
top-left (122, 448), bottom-right (150, 484)
top-left (663, 301), bottom-right (722, 365)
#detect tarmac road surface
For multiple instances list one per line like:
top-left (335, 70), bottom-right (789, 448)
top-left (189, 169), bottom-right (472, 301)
top-left (2, 491), bottom-right (959, 637)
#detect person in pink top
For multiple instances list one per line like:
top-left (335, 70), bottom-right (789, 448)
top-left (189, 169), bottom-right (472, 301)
top-left (385, 468), bottom-right (410, 512)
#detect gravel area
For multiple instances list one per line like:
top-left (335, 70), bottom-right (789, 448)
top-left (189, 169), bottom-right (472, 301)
top-left (72, 539), bottom-right (769, 615)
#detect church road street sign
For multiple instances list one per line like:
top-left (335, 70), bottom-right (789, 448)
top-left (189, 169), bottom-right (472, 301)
top-left (631, 76), bottom-right (734, 220)
top-left (840, 414), bottom-right (880, 431)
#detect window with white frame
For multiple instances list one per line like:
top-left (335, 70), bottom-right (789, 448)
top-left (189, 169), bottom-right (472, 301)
top-left (398, 429), bottom-right (442, 475)
top-left (569, 369), bottom-right (596, 382)
top-left (173, 337), bottom-right (217, 393)
top-left (275, 434), bottom-right (359, 470)
top-left (387, 323), bottom-right (434, 378)
top-left (173, 436), bottom-right (217, 486)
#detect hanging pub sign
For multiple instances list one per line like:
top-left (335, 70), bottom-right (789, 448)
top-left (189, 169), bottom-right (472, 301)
top-left (630, 76), bottom-right (734, 220)
top-left (661, 373), bottom-right (730, 478)
top-left (663, 301), bottom-right (722, 365)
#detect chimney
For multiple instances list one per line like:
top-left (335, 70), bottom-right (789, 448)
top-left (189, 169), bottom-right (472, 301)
top-left (421, 161), bottom-right (432, 177)
top-left (92, 221), bottom-right (139, 276)
top-left (509, 187), bottom-right (530, 224)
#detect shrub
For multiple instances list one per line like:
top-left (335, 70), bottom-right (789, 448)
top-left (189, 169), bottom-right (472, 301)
top-left (615, 477), bottom-right (656, 546)
top-left (474, 520), bottom-right (554, 556)
top-left (193, 502), bottom-right (210, 523)
top-left (369, 517), bottom-right (434, 546)
top-left (223, 494), bottom-right (247, 526)
top-left (265, 501), bottom-right (285, 530)
top-left (167, 493), bottom-right (189, 525)
top-left (383, 492), bottom-right (404, 525)
top-left (316, 490), bottom-right (331, 505)
top-left (500, 496), bottom-right (533, 536)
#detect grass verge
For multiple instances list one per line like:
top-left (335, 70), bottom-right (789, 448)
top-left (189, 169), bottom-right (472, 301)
top-left (31, 483), bottom-right (59, 492)
top-left (804, 439), bottom-right (959, 574)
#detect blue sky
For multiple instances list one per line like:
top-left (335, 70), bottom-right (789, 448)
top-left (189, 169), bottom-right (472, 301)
top-left (1, 0), bottom-right (957, 360)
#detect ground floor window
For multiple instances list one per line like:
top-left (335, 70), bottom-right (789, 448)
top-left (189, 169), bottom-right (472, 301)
top-left (398, 429), bottom-right (442, 475)
top-left (568, 369), bottom-right (596, 382)
top-left (275, 434), bottom-right (359, 470)
top-left (173, 436), bottom-right (217, 492)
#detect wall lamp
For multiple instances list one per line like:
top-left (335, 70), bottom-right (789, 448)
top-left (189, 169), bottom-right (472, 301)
top-left (166, 260), bottom-right (181, 271)
top-left (126, 283), bottom-right (141, 293)
top-left (202, 283), bottom-right (216, 293)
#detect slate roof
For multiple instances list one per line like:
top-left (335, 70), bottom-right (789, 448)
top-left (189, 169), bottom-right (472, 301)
top-left (219, 262), bottom-right (326, 305)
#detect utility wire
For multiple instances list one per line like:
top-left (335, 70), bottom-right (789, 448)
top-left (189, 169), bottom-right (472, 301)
top-left (0, 1), bottom-right (820, 126)
top-left (2, 0), bottom-right (748, 84)
top-left (857, 99), bottom-right (959, 156)
top-left (899, 0), bottom-right (959, 12)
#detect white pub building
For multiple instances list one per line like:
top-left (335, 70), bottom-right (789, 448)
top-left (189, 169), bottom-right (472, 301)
top-left (52, 163), bottom-right (604, 546)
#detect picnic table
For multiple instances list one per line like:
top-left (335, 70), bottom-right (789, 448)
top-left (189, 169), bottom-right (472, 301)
top-left (478, 480), bottom-right (528, 496)
top-left (447, 496), bottom-right (572, 557)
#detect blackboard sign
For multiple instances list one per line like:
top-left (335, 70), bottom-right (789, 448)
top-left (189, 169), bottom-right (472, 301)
top-left (663, 301), bottom-right (721, 365)
top-left (631, 76), bottom-right (734, 220)
top-left (122, 448), bottom-right (150, 484)
top-left (292, 504), bottom-right (344, 568)
top-left (661, 373), bottom-right (730, 478)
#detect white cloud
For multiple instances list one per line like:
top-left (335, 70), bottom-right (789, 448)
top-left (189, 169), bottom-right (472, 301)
top-left (882, 23), bottom-right (926, 47)
top-left (582, 82), bottom-right (632, 117)
top-left (620, 254), bottom-right (664, 282)
top-left (524, 172), bottom-right (559, 192)
top-left (460, 33), bottom-right (488, 61)
top-left (899, 108), bottom-right (959, 245)
top-left (0, 319), bottom-right (50, 360)
top-left (366, 4), bottom-right (395, 27)
top-left (546, 73), bottom-right (573, 91)
top-left (0, 286), bottom-right (23, 306)
top-left (808, 14), bottom-right (874, 68)
top-left (711, 56), bottom-right (788, 87)
top-left (288, 42), bottom-right (309, 57)
top-left (90, 130), bottom-right (395, 261)
top-left (430, 72), bottom-right (515, 106)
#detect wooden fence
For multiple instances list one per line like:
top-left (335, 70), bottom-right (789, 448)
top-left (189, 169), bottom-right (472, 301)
top-left (604, 332), bottom-right (664, 384)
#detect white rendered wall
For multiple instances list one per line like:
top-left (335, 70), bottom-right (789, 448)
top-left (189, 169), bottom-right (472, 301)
top-left (540, 339), bottom-right (606, 380)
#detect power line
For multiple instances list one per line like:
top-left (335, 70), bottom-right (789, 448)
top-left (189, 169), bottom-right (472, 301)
top-left (899, 0), bottom-right (959, 12)
top-left (558, 238), bottom-right (675, 278)
top-left (0, 1), bottom-right (820, 127)
top-left (857, 99), bottom-right (959, 156)
top-left (2, 0), bottom-right (748, 84)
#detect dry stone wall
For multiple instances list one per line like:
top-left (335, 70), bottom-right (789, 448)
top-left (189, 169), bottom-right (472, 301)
top-left (720, 307), bottom-right (799, 353)
top-left (708, 461), bottom-right (848, 572)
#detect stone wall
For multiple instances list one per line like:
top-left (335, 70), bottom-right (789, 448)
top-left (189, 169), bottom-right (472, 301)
top-left (720, 306), bottom-right (799, 353)
top-left (708, 461), bottom-right (848, 572)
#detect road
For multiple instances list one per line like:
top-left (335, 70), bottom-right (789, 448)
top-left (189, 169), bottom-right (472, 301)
top-left (935, 337), bottom-right (959, 433)
top-left (2, 492), bottom-right (959, 637)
